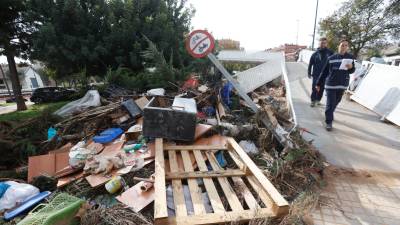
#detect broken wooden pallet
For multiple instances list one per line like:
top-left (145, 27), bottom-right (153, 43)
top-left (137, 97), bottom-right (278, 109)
top-left (154, 137), bottom-right (289, 225)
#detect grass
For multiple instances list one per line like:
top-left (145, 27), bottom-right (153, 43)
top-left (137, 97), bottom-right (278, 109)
top-left (0, 102), bottom-right (16, 107)
top-left (0, 101), bottom-right (70, 122)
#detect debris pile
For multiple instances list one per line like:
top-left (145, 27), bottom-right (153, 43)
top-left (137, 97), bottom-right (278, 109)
top-left (1, 73), bottom-right (324, 224)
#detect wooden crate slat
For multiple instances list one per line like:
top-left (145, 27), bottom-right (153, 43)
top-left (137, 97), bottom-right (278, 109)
top-left (180, 150), bottom-right (206, 215)
top-left (165, 169), bottom-right (246, 179)
top-left (154, 138), bottom-right (168, 220)
top-left (205, 152), bottom-right (244, 211)
top-left (168, 151), bottom-right (188, 216)
top-left (165, 208), bottom-right (274, 225)
top-left (231, 176), bottom-right (260, 210)
top-left (192, 150), bottom-right (225, 213)
top-left (155, 137), bottom-right (288, 225)
top-left (164, 145), bottom-right (227, 150)
top-left (247, 176), bottom-right (275, 208)
top-left (227, 137), bottom-right (289, 215)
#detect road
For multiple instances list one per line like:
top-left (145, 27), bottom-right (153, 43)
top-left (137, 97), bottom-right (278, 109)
top-left (286, 62), bottom-right (400, 173)
top-left (0, 101), bottom-right (34, 115)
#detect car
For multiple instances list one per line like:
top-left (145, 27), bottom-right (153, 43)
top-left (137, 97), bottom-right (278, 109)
top-left (30, 87), bottom-right (77, 103)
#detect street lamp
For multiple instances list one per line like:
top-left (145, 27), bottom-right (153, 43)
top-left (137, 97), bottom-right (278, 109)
top-left (311, 0), bottom-right (319, 50)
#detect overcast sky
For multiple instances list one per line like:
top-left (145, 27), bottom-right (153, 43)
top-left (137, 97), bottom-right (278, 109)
top-left (1, 0), bottom-right (348, 64)
top-left (189, 0), bottom-right (348, 50)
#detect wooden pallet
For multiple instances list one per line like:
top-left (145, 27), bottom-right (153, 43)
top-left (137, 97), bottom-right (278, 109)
top-left (154, 137), bottom-right (289, 225)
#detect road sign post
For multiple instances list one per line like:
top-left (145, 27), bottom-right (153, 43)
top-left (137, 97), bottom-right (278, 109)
top-left (185, 30), bottom-right (289, 146)
top-left (185, 30), bottom-right (258, 113)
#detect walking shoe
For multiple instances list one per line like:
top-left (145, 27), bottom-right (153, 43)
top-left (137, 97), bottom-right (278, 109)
top-left (316, 101), bottom-right (322, 106)
top-left (326, 123), bottom-right (333, 131)
top-left (310, 101), bottom-right (316, 107)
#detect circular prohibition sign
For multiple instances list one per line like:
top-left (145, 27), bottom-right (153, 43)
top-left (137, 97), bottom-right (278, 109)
top-left (185, 30), bottom-right (215, 58)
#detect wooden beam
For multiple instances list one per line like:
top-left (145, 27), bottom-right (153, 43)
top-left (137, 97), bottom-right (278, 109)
top-left (193, 150), bottom-right (225, 213)
top-left (168, 151), bottom-right (187, 216)
top-left (227, 138), bottom-right (289, 215)
top-left (205, 152), bottom-right (243, 211)
top-left (159, 208), bottom-right (274, 225)
top-left (231, 176), bottom-right (260, 210)
top-left (165, 169), bottom-right (246, 180)
top-left (180, 151), bottom-right (206, 215)
top-left (154, 138), bottom-right (168, 220)
top-left (164, 145), bottom-right (227, 150)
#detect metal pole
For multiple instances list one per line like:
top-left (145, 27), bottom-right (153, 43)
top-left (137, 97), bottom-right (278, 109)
top-left (311, 0), bottom-right (319, 50)
top-left (207, 53), bottom-right (258, 112)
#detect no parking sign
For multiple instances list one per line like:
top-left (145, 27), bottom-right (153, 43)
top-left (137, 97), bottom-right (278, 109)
top-left (185, 30), bottom-right (215, 58)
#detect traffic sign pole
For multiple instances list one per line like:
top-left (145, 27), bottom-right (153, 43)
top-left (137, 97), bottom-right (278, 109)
top-left (207, 53), bottom-right (259, 113)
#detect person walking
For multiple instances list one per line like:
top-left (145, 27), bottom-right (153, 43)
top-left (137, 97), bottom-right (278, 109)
top-left (308, 37), bottom-right (333, 107)
top-left (316, 39), bottom-right (355, 131)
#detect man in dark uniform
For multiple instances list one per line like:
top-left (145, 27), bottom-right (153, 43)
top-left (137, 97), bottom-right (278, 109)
top-left (316, 39), bottom-right (355, 131)
top-left (308, 37), bottom-right (333, 107)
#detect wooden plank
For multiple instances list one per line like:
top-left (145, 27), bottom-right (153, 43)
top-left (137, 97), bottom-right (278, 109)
top-left (168, 151), bottom-right (187, 216)
top-left (247, 176), bottom-right (275, 208)
top-left (180, 151), bottom-right (206, 215)
top-left (205, 152), bottom-right (243, 211)
top-left (231, 176), bottom-right (260, 210)
top-left (227, 138), bottom-right (289, 215)
top-left (192, 150), bottom-right (225, 213)
top-left (116, 180), bottom-right (155, 212)
top-left (164, 145), bottom-right (227, 150)
top-left (165, 169), bottom-right (246, 180)
top-left (163, 208), bottom-right (274, 225)
top-left (154, 138), bottom-right (168, 220)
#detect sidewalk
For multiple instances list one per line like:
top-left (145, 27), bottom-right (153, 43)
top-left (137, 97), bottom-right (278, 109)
top-left (286, 62), bottom-right (400, 173)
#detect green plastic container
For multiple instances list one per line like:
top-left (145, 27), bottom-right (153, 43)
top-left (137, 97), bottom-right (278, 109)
top-left (18, 193), bottom-right (84, 225)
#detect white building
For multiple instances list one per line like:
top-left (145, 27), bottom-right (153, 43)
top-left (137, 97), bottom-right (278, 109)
top-left (0, 65), bottom-right (46, 93)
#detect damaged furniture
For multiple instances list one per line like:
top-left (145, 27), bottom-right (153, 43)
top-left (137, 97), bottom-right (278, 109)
top-left (154, 137), bottom-right (289, 225)
top-left (143, 97), bottom-right (197, 141)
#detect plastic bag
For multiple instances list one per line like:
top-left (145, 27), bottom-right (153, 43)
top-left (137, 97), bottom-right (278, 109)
top-left (0, 181), bottom-right (39, 212)
top-left (146, 88), bottom-right (165, 96)
top-left (54, 90), bottom-right (101, 117)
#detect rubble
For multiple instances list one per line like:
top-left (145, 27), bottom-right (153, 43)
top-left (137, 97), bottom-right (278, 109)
top-left (1, 70), bottom-right (324, 225)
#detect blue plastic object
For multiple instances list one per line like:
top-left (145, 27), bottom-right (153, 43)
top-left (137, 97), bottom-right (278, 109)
top-left (221, 82), bottom-right (234, 108)
top-left (0, 182), bottom-right (10, 198)
top-left (202, 106), bottom-right (216, 116)
top-left (47, 127), bottom-right (57, 140)
top-left (93, 128), bottom-right (124, 143)
top-left (4, 191), bottom-right (51, 220)
top-left (215, 151), bottom-right (227, 168)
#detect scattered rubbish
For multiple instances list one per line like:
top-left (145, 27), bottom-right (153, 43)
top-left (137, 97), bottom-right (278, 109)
top-left (239, 140), bottom-right (259, 154)
top-left (0, 182), bottom-right (10, 198)
top-left (4, 191), bottom-right (51, 221)
top-left (28, 151), bottom-right (69, 182)
top-left (116, 180), bottom-right (155, 212)
top-left (134, 96), bottom-right (150, 110)
top-left (122, 99), bottom-right (142, 118)
top-left (105, 176), bottom-right (126, 194)
top-left (31, 175), bottom-right (57, 192)
top-left (83, 153), bottom-right (125, 175)
top-left (125, 124), bottom-right (142, 141)
top-left (47, 127), bottom-right (57, 140)
top-left (139, 175), bottom-right (155, 192)
top-left (0, 181), bottom-right (39, 212)
top-left (54, 90), bottom-right (101, 117)
top-left (197, 85), bottom-right (209, 93)
top-left (215, 151), bottom-right (227, 167)
top-left (146, 88), bottom-right (165, 96)
top-left (93, 128), bottom-right (124, 143)
top-left (143, 97), bottom-right (197, 141)
top-left (17, 193), bottom-right (84, 225)
top-left (221, 82), bottom-right (234, 107)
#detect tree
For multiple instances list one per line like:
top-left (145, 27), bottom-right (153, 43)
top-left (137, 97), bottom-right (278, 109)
top-left (30, 0), bottom-right (195, 83)
top-left (0, 0), bottom-right (34, 110)
top-left (319, 0), bottom-right (400, 58)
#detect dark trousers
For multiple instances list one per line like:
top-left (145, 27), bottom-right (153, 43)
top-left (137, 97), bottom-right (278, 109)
top-left (325, 89), bottom-right (344, 124)
top-left (311, 76), bottom-right (324, 102)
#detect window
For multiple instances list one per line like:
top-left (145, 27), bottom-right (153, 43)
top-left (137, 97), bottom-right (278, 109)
top-left (395, 59), bottom-right (400, 66)
top-left (0, 78), bottom-right (6, 89)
